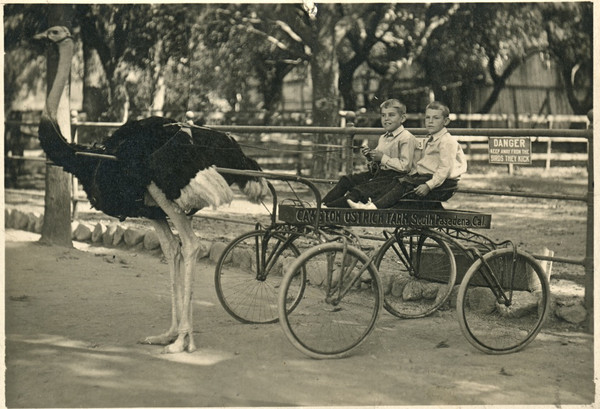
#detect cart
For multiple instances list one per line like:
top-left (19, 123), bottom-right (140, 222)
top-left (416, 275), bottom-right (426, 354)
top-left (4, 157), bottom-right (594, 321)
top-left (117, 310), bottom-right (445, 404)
top-left (214, 169), bottom-right (551, 359)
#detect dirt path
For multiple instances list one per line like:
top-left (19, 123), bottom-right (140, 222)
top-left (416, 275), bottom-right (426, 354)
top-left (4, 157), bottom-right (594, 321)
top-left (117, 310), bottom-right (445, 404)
top-left (4, 229), bottom-right (594, 407)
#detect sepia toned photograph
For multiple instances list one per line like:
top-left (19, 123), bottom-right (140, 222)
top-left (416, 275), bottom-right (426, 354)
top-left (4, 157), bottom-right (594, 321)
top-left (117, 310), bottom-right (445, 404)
top-left (3, 1), bottom-right (595, 407)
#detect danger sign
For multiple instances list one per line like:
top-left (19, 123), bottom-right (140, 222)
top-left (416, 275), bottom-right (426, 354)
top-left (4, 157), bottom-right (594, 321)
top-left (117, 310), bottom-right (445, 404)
top-left (488, 137), bottom-right (532, 164)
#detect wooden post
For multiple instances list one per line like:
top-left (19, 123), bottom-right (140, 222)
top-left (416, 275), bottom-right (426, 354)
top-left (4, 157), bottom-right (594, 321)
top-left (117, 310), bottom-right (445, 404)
top-left (544, 94), bottom-right (553, 171)
top-left (545, 139), bottom-right (552, 171)
top-left (70, 109), bottom-right (80, 219)
top-left (344, 112), bottom-right (356, 174)
top-left (584, 109), bottom-right (594, 333)
top-left (507, 88), bottom-right (520, 175)
top-left (39, 5), bottom-right (74, 247)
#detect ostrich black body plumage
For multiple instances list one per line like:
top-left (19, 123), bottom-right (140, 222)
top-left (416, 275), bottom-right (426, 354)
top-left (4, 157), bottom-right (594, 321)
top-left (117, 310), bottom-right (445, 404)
top-left (39, 115), bottom-right (263, 221)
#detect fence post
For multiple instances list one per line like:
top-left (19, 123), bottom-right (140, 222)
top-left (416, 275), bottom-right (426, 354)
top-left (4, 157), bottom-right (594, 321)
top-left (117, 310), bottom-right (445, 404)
top-left (185, 110), bottom-right (195, 125)
top-left (344, 113), bottom-right (356, 174)
top-left (545, 139), bottom-right (552, 170)
top-left (584, 110), bottom-right (594, 333)
top-left (70, 110), bottom-right (80, 218)
top-left (545, 118), bottom-right (553, 170)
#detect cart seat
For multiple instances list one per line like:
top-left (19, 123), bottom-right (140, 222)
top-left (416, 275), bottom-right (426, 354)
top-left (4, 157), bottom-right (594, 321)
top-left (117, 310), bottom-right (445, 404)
top-left (391, 185), bottom-right (459, 211)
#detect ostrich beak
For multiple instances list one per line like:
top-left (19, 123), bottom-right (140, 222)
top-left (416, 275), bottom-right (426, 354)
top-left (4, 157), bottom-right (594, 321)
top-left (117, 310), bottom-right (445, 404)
top-left (33, 30), bottom-right (49, 40)
top-left (33, 26), bottom-right (72, 42)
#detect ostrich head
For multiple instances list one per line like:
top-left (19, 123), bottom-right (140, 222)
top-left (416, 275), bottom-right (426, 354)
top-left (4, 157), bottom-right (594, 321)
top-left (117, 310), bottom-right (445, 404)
top-left (33, 26), bottom-right (72, 43)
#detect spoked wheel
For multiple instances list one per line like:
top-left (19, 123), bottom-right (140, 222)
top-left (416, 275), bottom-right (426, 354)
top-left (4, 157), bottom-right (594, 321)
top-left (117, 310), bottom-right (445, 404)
top-left (278, 242), bottom-right (383, 359)
top-left (374, 229), bottom-right (457, 318)
top-left (457, 248), bottom-right (551, 354)
top-left (215, 229), bottom-right (305, 324)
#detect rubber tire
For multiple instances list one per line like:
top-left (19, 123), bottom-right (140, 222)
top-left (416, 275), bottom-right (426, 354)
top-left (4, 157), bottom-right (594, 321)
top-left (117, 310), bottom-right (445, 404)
top-left (457, 248), bottom-right (550, 354)
top-left (278, 242), bottom-right (383, 359)
top-left (215, 229), bottom-right (305, 324)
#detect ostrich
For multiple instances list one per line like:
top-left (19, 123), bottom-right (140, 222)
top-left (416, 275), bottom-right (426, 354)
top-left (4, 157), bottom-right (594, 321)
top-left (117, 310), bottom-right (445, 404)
top-left (35, 26), bottom-right (269, 353)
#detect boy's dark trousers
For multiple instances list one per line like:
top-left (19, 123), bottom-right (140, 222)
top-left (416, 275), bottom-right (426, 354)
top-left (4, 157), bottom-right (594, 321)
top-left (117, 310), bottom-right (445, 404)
top-left (372, 174), bottom-right (459, 208)
top-left (323, 168), bottom-right (402, 208)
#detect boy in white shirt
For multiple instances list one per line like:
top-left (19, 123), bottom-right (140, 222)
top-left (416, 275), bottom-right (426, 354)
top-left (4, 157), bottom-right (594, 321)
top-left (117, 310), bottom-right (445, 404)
top-left (323, 99), bottom-right (416, 208)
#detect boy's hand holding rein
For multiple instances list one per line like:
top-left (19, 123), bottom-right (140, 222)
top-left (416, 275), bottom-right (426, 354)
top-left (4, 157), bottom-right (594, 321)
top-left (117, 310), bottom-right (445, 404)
top-left (360, 145), bottom-right (371, 158)
top-left (369, 150), bottom-right (384, 162)
top-left (414, 183), bottom-right (431, 197)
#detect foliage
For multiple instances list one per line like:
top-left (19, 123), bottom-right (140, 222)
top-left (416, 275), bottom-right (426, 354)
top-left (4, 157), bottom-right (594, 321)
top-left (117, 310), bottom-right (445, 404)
top-left (4, 4), bottom-right (55, 111)
top-left (193, 4), bottom-right (313, 123)
top-left (419, 3), bottom-right (548, 114)
top-left (4, 2), bottom-right (593, 123)
top-left (75, 4), bottom-right (178, 120)
top-left (541, 2), bottom-right (593, 114)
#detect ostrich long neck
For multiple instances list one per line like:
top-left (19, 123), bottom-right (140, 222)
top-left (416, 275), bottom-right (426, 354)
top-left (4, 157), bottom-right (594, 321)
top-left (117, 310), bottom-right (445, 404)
top-left (38, 32), bottom-right (79, 171)
top-left (44, 37), bottom-right (74, 121)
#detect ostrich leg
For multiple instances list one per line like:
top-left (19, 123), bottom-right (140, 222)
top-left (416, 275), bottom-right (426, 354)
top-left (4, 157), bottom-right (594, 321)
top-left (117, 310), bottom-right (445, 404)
top-left (147, 183), bottom-right (203, 353)
top-left (140, 218), bottom-right (183, 346)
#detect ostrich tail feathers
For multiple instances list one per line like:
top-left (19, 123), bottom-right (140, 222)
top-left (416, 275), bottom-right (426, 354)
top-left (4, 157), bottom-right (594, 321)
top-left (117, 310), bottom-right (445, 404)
top-left (38, 115), bottom-right (75, 169)
top-left (242, 178), bottom-right (269, 203)
top-left (174, 166), bottom-right (234, 212)
top-left (38, 115), bottom-right (102, 190)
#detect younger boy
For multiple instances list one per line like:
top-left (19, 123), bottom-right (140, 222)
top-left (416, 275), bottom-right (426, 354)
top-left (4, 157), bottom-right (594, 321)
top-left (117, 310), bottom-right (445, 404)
top-left (348, 101), bottom-right (466, 209)
top-left (322, 99), bottom-right (416, 208)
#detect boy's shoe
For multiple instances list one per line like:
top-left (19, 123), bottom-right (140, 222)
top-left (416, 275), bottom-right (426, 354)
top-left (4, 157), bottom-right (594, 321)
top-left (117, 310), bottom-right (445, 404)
top-left (347, 198), bottom-right (361, 208)
top-left (347, 198), bottom-right (377, 210)
top-left (363, 199), bottom-right (377, 210)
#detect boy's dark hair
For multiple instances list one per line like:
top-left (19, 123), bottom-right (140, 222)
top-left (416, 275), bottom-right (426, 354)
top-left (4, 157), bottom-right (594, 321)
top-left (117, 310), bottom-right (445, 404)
top-left (425, 101), bottom-right (450, 118)
top-left (380, 99), bottom-right (407, 115)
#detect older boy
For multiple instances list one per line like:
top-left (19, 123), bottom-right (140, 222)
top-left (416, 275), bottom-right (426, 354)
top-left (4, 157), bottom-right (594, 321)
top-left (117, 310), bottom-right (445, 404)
top-left (348, 101), bottom-right (466, 209)
top-left (322, 99), bottom-right (416, 208)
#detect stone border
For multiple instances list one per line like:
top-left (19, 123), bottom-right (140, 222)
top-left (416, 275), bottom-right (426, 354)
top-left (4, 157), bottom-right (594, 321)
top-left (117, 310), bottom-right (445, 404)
top-left (4, 208), bottom-right (224, 264)
top-left (4, 207), bottom-right (587, 326)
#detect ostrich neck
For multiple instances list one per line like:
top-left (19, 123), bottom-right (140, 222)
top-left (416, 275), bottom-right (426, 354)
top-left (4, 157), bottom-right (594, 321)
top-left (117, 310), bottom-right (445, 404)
top-left (45, 38), bottom-right (74, 120)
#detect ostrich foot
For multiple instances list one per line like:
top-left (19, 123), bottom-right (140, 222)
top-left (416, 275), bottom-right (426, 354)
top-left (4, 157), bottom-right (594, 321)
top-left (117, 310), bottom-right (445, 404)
top-left (139, 332), bottom-right (178, 346)
top-left (162, 332), bottom-right (197, 354)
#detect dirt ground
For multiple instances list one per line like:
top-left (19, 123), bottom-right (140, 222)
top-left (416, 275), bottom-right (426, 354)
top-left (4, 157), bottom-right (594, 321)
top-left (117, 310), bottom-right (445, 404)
top-left (4, 168), bottom-right (596, 407)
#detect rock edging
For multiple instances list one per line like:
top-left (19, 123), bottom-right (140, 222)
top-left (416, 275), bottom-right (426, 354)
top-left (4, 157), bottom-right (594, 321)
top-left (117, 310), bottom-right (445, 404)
top-left (5, 208), bottom-right (223, 264)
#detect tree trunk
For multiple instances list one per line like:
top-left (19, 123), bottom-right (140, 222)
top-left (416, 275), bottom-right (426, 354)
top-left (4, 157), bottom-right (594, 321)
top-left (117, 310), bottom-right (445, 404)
top-left (560, 62), bottom-right (593, 115)
top-left (477, 49), bottom-right (542, 114)
top-left (82, 43), bottom-right (109, 121)
top-left (309, 5), bottom-right (341, 179)
top-left (150, 39), bottom-right (166, 117)
top-left (259, 62), bottom-right (292, 125)
top-left (338, 60), bottom-right (357, 111)
top-left (40, 166), bottom-right (73, 247)
top-left (107, 76), bottom-right (128, 122)
top-left (40, 5), bottom-right (74, 247)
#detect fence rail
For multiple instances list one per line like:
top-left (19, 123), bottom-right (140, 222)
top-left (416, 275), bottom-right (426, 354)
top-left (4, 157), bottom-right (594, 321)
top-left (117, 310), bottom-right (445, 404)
top-left (8, 119), bottom-right (589, 173)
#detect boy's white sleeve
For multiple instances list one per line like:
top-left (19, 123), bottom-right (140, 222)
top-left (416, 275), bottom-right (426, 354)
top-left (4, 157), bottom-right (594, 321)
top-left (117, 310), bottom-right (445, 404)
top-left (425, 138), bottom-right (455, 190)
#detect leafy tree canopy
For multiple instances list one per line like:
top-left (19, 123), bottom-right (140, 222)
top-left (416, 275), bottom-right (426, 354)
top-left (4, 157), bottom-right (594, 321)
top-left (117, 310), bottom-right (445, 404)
top-left (4, 2), bottom-right (593, 121)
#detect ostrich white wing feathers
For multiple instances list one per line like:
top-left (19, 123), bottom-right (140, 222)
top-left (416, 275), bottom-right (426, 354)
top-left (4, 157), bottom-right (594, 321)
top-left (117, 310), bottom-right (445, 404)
top-left (242, 178), bottom-right (269, 203)
top-left (174, 166), bottom-right (234, 212)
